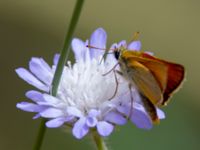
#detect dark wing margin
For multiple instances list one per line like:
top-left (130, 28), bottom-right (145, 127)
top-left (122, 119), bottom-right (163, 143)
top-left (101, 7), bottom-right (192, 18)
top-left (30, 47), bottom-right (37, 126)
top-left (162, 63), bottom-right (185, 105)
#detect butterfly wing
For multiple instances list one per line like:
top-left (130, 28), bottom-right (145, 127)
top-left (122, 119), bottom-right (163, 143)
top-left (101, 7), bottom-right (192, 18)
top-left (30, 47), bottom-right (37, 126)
top-left (141, 53), bottom-right (185, 105)
top-left (119, 57), bottom-right (161, 123)
top-left (122, 50), bottom-right (185, 106)
top-left (140, 93), bottom-right (159, 124)
top-left (123, 58), bottom-right (164, 105)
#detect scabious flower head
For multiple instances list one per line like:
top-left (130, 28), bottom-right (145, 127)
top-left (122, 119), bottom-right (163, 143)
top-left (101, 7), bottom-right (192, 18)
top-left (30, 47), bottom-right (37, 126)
top-left (16, 28), bottom-right (165, 139)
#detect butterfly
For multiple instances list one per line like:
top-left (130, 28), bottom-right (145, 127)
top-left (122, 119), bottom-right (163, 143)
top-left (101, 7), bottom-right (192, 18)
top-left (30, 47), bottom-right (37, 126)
top-left (113, 45), bottom-right (185, 123)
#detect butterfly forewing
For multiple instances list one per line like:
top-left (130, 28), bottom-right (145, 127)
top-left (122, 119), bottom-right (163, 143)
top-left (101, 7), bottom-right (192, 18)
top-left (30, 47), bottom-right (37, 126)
top-left (121, 58), bottom-right (163, 105)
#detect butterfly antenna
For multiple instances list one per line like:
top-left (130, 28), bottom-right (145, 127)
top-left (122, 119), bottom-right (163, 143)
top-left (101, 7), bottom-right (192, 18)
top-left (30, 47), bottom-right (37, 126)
top-left (86, 44), bottom-right (116, 64)
top-left (133, 31), bottom-right (140, 40)
top-left (86, 45), bottom-right (115, 52)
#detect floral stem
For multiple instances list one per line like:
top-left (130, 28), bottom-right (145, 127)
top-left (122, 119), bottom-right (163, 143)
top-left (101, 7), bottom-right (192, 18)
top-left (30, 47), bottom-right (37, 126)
top-left (33, 119), bottom-right (46, 150)
top-left (33, 0), bottom-right (85, 150)
top-left (52, 0), bottom-right (85, 96)
top-left (92, 132), bottom-right (108, 150)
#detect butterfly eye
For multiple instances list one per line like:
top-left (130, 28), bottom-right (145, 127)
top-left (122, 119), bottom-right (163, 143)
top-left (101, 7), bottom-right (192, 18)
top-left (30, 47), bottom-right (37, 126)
top-left (114, 50), bottom-right (120, 60)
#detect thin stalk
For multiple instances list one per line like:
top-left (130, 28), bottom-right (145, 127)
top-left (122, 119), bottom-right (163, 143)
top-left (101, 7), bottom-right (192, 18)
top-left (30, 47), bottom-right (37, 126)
top-left (52, 0), bottom-right (85, 96)
top-left (32, 0), bottom-right (85, 150)
top-left (32, 119), bottom-right (46, 150)
top-left (92, 132), bottom-right (108, 150)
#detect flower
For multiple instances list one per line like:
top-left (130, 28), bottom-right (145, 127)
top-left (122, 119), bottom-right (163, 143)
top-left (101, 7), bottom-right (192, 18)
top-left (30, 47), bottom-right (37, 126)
top-left (16, 28), bottom-right (165, 139)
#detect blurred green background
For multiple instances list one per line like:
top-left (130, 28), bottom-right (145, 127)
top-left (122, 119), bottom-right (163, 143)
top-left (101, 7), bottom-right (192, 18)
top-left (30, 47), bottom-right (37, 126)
top-left (1, 0), bottom-right (199, 150)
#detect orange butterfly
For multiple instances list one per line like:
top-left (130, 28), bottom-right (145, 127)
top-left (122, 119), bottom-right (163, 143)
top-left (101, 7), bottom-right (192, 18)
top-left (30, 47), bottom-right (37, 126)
top-left (113, 46), bottom-right (185, 123)
top-left (87, 35), bottom-right (185, 123)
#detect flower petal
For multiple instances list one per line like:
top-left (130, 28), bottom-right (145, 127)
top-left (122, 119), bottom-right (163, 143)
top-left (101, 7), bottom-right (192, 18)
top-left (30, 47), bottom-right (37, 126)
top-left (29, 57), bottom-right (53, 85)
top-left (130, 107), bottom-right (152, 130)
top-left (40, 108), bottom-right (64, 118)
top-left (117, 105), bottom-right (131, 116)
top-left (16, 102), bottom-right (44, 112)
top-left (67, 107), bottom-right (83, 118)
top-left (33, 113), bottom-right (41, 119)
top-left (39, 58), bottom-right (52, 72)
top-left (110, 43), bottom-right (118, 49)
top-left (46, 117), bottom-right (65, 128)
top-left (118, 103), bottom-right (153, 129)
top-left (84, 40), bottom-right (91, 62)
top-left (88, 109), bottom-right (100, 117)
top-left (97, 121), bottom-right (114, 137)
top-left (42, 94), bottom-right (61, 105)
top-left (127, 41), bottom-right (141, 51)
top-left (37, 95), bottom-right (64, 108)
top-left (15, 68), bottom-right (49, 92)
top-left (118, 40), bottom-right (127, 48)
top-left (25, 90), bottom-right (44, 103)
top-left (90, 28), bottom-right (107, 59)
top-left (72, 117), bottom-right (89, 139)
top-left (72, 38), bottom-right (87, 61)
top-left (104, 111), bottom-right (127, 125)
top-left (157, 108), bottom-right (165, 119)
top-left (53, 53), bottom-right (60, 66)
top-left (86, 116), bottom-right (97, 127)
top-left (105, 43), bottom-right (118, 64)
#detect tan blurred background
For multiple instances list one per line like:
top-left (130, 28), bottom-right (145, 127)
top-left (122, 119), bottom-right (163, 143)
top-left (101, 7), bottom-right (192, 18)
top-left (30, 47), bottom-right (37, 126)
top-left (0, 0), bottom-right (199, 150)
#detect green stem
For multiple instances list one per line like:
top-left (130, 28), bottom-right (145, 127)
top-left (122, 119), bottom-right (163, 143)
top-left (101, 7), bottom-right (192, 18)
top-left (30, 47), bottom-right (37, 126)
top-left (33, 119), bottom-right (46, 150)
top-left (92, 132), bottom-right (108, 150)
top-left (33, 0), bottom-right (85, 150)
top-left (51, 0), bottom-right (85, 96)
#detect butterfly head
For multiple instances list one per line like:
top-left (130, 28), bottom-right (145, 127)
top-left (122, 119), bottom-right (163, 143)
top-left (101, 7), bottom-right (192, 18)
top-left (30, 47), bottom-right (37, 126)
top-left (113, 45), bottom-right (127, 60)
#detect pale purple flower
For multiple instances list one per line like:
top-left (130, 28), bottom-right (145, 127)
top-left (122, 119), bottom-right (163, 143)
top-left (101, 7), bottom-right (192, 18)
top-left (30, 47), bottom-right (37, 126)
top-left (16, 28), bottom-right (165, 139)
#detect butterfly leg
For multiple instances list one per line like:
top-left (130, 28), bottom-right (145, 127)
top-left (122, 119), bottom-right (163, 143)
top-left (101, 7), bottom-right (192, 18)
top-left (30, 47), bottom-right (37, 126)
top-left (114, 71), bottom-right (134, 119)
top-left (128, 84), bottom-right (134, 119)
top-left (102, 63), bottom-right (119, 76)
top-left (107, 69), bottom-right (126, 100)
top-left (108, 70), bottom-right (119, 100)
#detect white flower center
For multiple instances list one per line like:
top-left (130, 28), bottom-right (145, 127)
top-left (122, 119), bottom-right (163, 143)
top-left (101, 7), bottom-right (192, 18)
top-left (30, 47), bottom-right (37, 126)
top-left (57, 58), bottom-right (124, 113)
